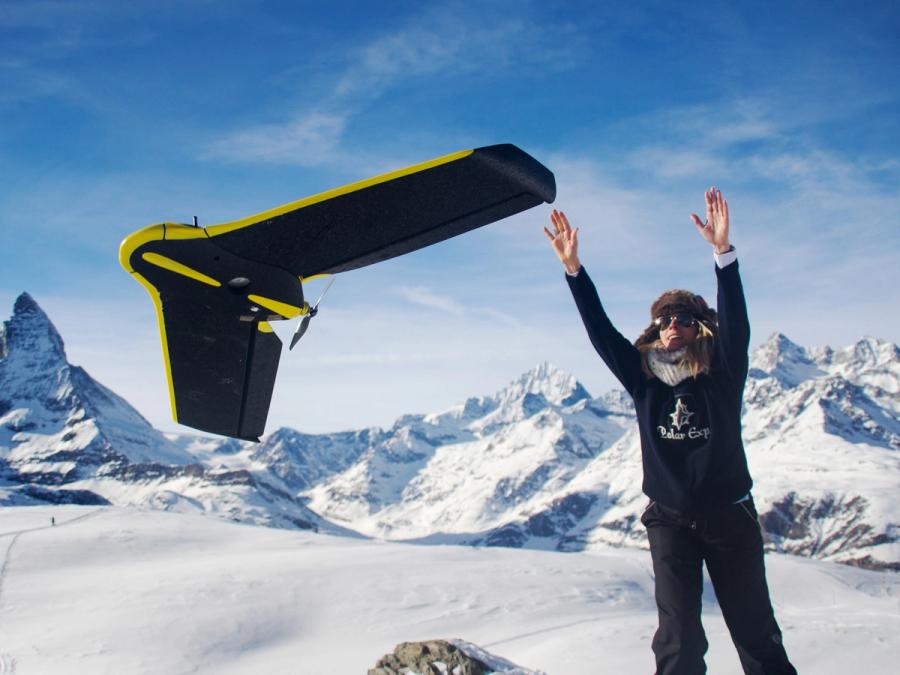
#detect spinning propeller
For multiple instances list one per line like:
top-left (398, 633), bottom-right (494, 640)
top-left (290, 277), bottom-right (335, 350)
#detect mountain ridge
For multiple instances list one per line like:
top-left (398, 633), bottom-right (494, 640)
top-left (2, 293), bottom-right (898, 570)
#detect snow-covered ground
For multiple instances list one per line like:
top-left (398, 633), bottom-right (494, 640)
top-left (1, 507), bottom-right (897, 674)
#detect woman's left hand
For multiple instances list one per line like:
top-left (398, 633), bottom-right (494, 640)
top-left (691, 187), bottom-right (731, 253)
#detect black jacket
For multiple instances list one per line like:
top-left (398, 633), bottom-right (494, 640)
top-left (566, 261), bottom-right (752, 513)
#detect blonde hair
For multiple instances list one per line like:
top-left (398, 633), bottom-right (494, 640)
top-left (634, 287), bottom-right (718, 380)
top-left (636, 321), bottom-right (715, 379)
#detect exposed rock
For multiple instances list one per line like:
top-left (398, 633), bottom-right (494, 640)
top-left (369, 640), bottom-right (489, 675)
top-left (760, 492), bottom-right (899, 571)
top-left (369, 639), bottom-right (543, 675)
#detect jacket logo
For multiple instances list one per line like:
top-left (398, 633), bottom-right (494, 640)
top-left (669, 398), bottom-right (694, 430)
top-left (658, 396), bottom-right (711, 442)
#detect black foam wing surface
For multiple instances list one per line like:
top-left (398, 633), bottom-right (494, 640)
top-left (120, 144), bottom-right (556, 440)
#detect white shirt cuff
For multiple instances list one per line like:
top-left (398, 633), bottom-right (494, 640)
top-left (714, 247), bottom-right (738, 269)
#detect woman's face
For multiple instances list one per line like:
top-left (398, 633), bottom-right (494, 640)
top-left (657, 313), bottom-right (699, 352)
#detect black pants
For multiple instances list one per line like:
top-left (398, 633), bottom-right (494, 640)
top-left (641, 498), bottom-right (797, 675)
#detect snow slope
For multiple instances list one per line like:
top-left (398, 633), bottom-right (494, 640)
top-left (1, 506), bottom-right (898, 674)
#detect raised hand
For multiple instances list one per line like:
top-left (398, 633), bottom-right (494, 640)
top-left (544, 209), bottom-right (581, 274)
top-left (691, 187), bottom-right (731, 253)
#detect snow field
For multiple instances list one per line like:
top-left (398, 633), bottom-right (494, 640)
top-left (1, 506), bottom-right (898, 674)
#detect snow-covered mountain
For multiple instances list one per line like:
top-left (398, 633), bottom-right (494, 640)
top-left (0, 294), bottom-right (337, 533)
top-left (297, 335), bottom-right (899, 571)
top-left (741, 333), bottom-right (899, 569)
top-left (2, 294), bottom-right (898, 570)
top-left (301, 364), bottom-right (642, 549)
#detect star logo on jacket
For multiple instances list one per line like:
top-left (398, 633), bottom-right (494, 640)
top-left (669, 398), bottom-right (694, 431)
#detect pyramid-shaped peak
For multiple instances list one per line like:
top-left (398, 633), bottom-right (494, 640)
top-left (14, 292), bottom-right (46, 316)
top-left (754, 332), bottom-right (808, 361)
top-left (499, 362), bottom-right (591, 406)
top-left (765, 332), bottom-right (802, 351)
top-left (750, 332), bottom-right (824, 387)
top-left (2, 292), bottom-right (67, 365)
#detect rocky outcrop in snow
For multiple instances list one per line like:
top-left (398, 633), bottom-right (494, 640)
top-left (369, 639), bottom-right (545, 675)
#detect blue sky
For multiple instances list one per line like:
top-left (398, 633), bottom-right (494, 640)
top-left (2, 1), bottom-right (898, 435)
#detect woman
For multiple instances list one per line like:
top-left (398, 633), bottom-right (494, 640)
top-left (545, 188), bottom-right (796, 675)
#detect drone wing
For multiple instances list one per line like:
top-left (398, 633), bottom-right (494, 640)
top-left (120, 144), bottom-right (555, 440)
top-left (203, 143), bottom-right (556, 277)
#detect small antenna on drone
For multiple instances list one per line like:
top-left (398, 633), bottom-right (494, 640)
top-left (192, 216), bottom-right (199, 227)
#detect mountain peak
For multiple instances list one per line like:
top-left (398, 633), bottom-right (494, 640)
top-left (810, 335), bottom-right (900, 395)
top-left (765, 332), bottom-right (801, 351)
top-left (14, 292), bottom-right (42, 315)
top-left (847, 336), bottom-right (899, 367)
top-left (1, 292), bottom-right (67, 365)
top-left (498, 362), bottom-right (591, 406)
top-left (750, 332), bottom-right (824, 387)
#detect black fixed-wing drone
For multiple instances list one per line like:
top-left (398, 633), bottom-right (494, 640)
top-left (120, 144), bottom-right (555, 441)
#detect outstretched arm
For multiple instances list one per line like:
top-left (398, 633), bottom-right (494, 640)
top-left (544, 209), bottom-right (644, 393)
top-left (544, 209), bottom-right (582, 274)
top-left (691, 187), bottom-right (732, 254)
top-left (692, 187), bottom-right (749, 381)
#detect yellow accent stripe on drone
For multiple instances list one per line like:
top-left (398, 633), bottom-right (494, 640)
top-left (248, 294), bottom-right (306, 319)
top-left (300, 273), bottom-right (331, 283)
top-left (205, 149), bottom-right (475, 237)
top-left (141, 252), bottom-right (222, 288)
top-left (118, 227), bottom-right (193, 423)
top-left (129, 271), bottom-right (179, 423)
top-left (257, 322), bottom-right (274, 333)
top-left (118, 223), bottom-right (208, 273)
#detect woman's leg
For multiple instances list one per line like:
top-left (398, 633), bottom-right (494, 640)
top-left (643, 503), bottom-right (709, 675)
top-left (702, 499), bottom-right (797, 675)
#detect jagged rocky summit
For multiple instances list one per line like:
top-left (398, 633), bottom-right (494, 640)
top-left (2, 294), bottom-right (898, 570)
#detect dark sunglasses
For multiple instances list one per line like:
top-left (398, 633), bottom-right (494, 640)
top-left (654, 313), bottom-right (698, 329)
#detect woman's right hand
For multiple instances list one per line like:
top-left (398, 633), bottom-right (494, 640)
top-left (544, 209), bottom-right (582, 275)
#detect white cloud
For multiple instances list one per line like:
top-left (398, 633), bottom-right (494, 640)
top-left (396, 286), bottom-right (466, 315)
top-left (204, 111), bottom-right (347, 165)
top-left (203, 7), bottom-right (583, 166)
top-left (483, 96), bottom-right (900, 360)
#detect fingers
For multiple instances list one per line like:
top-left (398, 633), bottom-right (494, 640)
top-left (702, 186), bottom-right (731, 224)
top-left (545, 210), bottom-right (579, 270)
top-left (549, 209), bottom-right (572, 234)
top-left (691, 213), bottom-right (710, 241)
top-left (546, 210), bottom-right (574, 249)
top-left (549, 210), bottom-right (561, 236)
top-left (706, 186), bottom-right (726, 209)
top-left (549, 209), bottom-right (577, 246)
